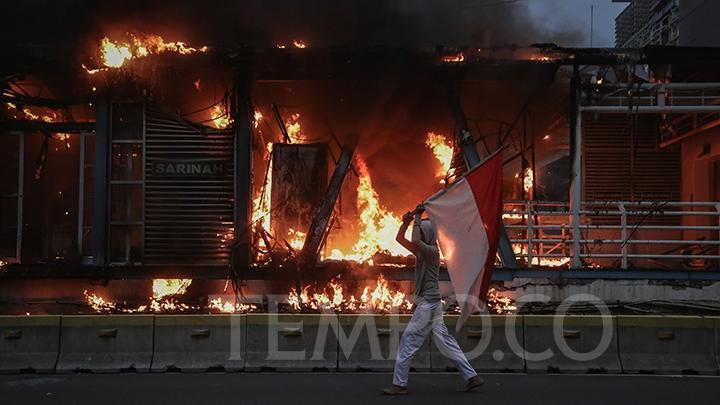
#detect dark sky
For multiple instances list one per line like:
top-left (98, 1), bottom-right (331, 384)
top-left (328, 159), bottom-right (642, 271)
top-left (0, 0), bottom-right (626, 48)
top-left (528, 0), bottom-right (626, 47)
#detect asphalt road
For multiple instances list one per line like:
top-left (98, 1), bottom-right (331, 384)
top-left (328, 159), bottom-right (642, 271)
top-left (2, 373), bottom-right (719, 405)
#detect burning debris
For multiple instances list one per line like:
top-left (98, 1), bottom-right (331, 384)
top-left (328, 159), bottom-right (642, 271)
top-left (287, 274), bottom-right (413, 313)
top-left (84, 279), bottom-right (256, 314)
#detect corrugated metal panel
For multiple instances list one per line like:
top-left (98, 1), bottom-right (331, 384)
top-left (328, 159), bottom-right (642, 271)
top-left (583, 113), bottom-right (680, 224)
top-left (144, 109), bottom-right (234, 265)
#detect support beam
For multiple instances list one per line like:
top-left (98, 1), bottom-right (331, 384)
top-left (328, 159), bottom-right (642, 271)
top-left (569, 65), bottom-right (583, 269)
top-left (232, 74), bottom-right (254, 270)
top-left (15, 132), bottom-right (24, 263)
top-left (0, 121), bottom-right (96, 133)
top-left (445, 81), bottom-right (519, 268)
top-left (92, 97), bottom-right (109, 265)
top-left (300, 145), bottom-right (355, 264)
top-left (659, 117), bottom-right (720, 148)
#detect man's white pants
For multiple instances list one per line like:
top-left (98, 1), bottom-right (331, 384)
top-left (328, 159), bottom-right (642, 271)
top-left (392, 300), bottom-right (477, 387)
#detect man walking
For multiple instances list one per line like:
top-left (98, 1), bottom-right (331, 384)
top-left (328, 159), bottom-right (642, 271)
top-left (382, 205), bottom-right (484, 395)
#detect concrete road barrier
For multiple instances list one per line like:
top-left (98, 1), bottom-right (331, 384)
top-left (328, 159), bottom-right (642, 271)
top-left (432, 315), bottom-right (525, 373)
top-left (618, 316), bottom-right (717, 374)
top-left (714, 317), bottom-right (720, 371)
top-left (152, 315), bottom-right (245, 373)
top-left (245, 314), bottom-right (338, 371)
top-left (523, 315), bottom-right (619, 374)
top-left (0, 316), bottom-right (60, 373)
top-left (57, 315), bottom-right (154, 373)
top-left (337, 314), bottom-right (430, 371)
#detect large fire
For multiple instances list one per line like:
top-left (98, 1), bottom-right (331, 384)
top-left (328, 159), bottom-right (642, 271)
top-left (84, 33), bottom-right (207, 73)
top-left (323, 159), bottom-right (406, 263)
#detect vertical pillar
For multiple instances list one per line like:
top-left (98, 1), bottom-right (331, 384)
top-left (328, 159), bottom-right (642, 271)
top-left (446, 80), bottom-right (519, 268)
top-left (93, 96), bottom-right (110, 265)
top-left (233, 72), bottom-right (253, 270)
top-left (77, 132), bottom-right (86, 257)
top-left (16, 132), bottom-right (24, 263)
top-left (569, 65), bottom-right (583, 269)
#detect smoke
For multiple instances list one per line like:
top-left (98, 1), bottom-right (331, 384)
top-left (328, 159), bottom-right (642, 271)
top-left (1, 0), bottom-right (585, 48)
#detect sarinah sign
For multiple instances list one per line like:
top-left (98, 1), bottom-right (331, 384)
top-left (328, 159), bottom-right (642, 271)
top-left (152, 160), bottom-right (228, 177)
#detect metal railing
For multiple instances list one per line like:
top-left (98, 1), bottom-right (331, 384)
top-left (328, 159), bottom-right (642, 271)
top-left (502, 201), bottom-right (720, 270)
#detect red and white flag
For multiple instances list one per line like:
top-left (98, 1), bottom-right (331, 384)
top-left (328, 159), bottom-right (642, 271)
top-left (424, 151), bottom-right (503, 331)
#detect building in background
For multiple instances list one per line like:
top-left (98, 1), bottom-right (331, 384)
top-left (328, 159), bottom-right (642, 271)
top-left (615, 0), bottom-right (720, 47)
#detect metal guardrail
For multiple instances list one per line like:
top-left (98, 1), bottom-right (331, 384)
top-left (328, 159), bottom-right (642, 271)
top-left (502, 201), bottom-right (720, 270)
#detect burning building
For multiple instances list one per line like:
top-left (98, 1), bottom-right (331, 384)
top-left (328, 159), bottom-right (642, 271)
top-left (1, 2), bottom-right (720, 316)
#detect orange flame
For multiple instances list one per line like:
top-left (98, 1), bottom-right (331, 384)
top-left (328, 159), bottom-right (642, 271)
top-left (285, 113), bottom-right (304, 141)
top-left (207, 297), bottom-right (258, 313)
top-left (523, 168), bottom-right (533, 193)
top-left (292, 40), bottom-right (307, 48)
top-left (253, 110), bottom-right (263, 129)
top-left (287, 274), bottom-right (412, 313)
top-left (252, 142), bottom-right (274, 247)
top-left (425, 132), bottom-right (453, 182)
top-left (91, 33), bottom-right (208, 71)
top-left (286, 228), bottom-right (307, 251)
top-left (324, 160), bottom-right (407, 262)
top-left (441, 52), bottom-right (465, 63)
top-left (210, 105), bottom-right (231, 129)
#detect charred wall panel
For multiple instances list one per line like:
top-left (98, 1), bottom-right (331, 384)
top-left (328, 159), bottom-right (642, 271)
top-left (144, 109), bottom-right (235, 265)
top-left (270, 143), bottom-right (328, 247)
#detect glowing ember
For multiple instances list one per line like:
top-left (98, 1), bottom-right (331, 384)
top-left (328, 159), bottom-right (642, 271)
top-left (543, 134), bottom-right (551, 141)
top-left (486, 288), bottom-right (517, 314)
top-left (512, 243), bottom-right (570, 267)
top-left (210, 105), bottom-right (231, 129)
top-left (293, 40), bottom-right (307, 48)
top-left (5, 103), bottom-right (58, 122)
top-left (0, 260), bottom-right (6, 269)
top-left (441, 52), bottom-right (465, 63)
top-left (425, 132), bottom-right (454, 183)
top-left (502, 212), bottom-right (525, 220)
top-left (287, 274), bottom-right (412, 313)
top-left (84, 290), bottom-right (117, 312)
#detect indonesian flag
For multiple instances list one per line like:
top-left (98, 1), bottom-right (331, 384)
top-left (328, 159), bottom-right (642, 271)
top-left (424, 151), bottom-right (503, 331)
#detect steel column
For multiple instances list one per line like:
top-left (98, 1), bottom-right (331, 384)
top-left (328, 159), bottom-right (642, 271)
top-left (77, 133), bottom-right (85, 257)
top-left (92, 96), bottom-right (109, 265)
top-left (15, 132), bottom-right (24, 263)
top-left (570, 65), bottom-right (582, 269)
top-left (233, 74), bottom-right (253, 269)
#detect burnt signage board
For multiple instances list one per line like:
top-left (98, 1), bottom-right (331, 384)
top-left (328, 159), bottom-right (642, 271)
top-left (151, 160), bottom-right (229, 177)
